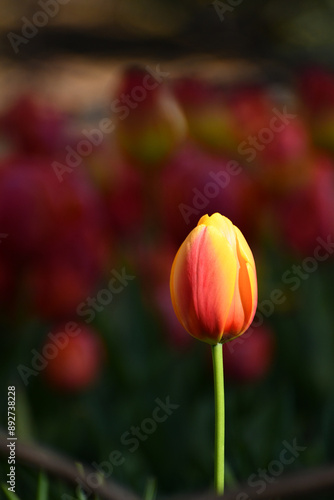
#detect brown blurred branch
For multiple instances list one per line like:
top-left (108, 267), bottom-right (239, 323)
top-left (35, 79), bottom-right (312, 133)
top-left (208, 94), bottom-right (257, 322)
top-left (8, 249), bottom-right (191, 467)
top-left (0, 429), bottom-right (139, 500)
top-left (1, 429), bottom-right (334, 499)
top-left (1, 28), bottom-right (192, 61)
top-left (168, 463), bottom-right (334, 500)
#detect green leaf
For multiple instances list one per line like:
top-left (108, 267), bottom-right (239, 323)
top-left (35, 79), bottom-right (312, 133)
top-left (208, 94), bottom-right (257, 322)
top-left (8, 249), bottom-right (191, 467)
top-left (76, 488), bottom-right (88, 500)
top-left (36, 472), bottom-right (48, 500)
top-left (143, 477), bottom-right (157, 500)
top-left (1, 484), bottom-right (21, 500)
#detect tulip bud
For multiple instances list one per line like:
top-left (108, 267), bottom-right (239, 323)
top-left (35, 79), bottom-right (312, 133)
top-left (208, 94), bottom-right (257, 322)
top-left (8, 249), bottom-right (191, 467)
top-left (170, 213), bottom-right (257, 344)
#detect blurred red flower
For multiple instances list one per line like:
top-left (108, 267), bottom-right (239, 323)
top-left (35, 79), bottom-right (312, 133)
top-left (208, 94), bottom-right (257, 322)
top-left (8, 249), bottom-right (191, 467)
top-left (113, 66), bottom-right (186, 170)
top-left (104, 156), bottom-right (145, 240)
top-left (0, 156), bottom-right (109, 318)
top-left (173, 77), bottom-right (239, 155)
top-left (231, 87), bottom-right (312, 192)
top-left (44, 324), bottom-right (104, 391)
top-left (159, 142), bottom-right (262, 246)
top-left (298, 68), bottom-right (334, 153)
top-left (223, 324), bottom-right (275, 383)
top-left (272, 155), bottom-right (334, 256)
top-left (298, 67), bottom-right (334, 114)
top-left (0, 94), bottom-right (66, 157)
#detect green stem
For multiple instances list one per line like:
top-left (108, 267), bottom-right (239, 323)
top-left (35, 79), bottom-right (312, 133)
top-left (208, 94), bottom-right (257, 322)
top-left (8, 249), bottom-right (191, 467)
top-left (212, 342), bottom-right (225, 495)
top-left (143, 477), bottom-right (157, 500)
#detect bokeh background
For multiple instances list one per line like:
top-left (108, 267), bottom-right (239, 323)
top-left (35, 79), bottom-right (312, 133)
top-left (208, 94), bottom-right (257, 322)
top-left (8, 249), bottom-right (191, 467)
top-left (0, 1), bottom-right (334, 499)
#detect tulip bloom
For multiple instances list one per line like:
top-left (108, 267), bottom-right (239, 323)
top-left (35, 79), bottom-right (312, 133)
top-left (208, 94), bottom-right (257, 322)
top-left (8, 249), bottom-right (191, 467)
top-left (170, 213), bottom-right (257, 345)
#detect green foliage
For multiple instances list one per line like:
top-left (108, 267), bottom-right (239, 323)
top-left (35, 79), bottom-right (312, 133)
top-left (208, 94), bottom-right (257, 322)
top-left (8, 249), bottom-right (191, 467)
top-left (1, 485), bottom-right (21, 500)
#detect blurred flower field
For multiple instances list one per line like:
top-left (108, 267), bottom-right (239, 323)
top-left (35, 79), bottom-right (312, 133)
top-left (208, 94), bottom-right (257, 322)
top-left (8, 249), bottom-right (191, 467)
top-left (0, 61), bottom-right (334, 499)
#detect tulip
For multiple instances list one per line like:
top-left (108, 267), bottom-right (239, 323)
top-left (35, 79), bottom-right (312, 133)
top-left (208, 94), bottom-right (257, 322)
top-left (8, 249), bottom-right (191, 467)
top-left (170, 213), bottom-right (258, 345)
top-left (170, 212), bottom-right (258, 494)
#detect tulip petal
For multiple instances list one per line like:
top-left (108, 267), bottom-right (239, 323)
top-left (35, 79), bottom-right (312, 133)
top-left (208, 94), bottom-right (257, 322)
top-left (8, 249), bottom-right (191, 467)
top-left (198, 213), bottom-right (236, 248)
top-left (239, 261), bottom-right (258, 333)
top-left (222, 226), bottom-right (257, 339)
top-left (170, 224), bottom-right (237, 344)
top-left (234, 225), bottom-right (256, 268)
top-left (234, 227), bottom-right (257, 331)
top-left (222, 282), bottom-right (244, 340)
